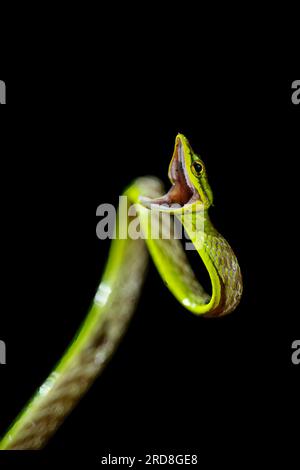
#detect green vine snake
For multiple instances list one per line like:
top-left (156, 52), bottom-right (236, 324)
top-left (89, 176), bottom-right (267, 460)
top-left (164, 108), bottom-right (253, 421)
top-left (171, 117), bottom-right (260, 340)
top-left (0, 134), bottom-right (242, 450)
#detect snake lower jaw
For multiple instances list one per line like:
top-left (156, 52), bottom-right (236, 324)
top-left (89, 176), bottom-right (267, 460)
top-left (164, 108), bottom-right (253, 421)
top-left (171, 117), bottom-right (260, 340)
top-left (139, 195), bottom-right (204, 214)
top-left (139, 190), bottom-right (206, 214)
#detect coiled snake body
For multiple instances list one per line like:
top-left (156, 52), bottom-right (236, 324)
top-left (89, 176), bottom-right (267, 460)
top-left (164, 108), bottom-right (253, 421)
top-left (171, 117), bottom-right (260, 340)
top-left (0, 134), bottom-right (242, 450)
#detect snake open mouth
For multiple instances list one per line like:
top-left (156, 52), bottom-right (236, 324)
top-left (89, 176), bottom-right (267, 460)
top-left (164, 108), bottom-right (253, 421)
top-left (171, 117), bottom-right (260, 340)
top-left (141, 139), bottom-right (201, 209)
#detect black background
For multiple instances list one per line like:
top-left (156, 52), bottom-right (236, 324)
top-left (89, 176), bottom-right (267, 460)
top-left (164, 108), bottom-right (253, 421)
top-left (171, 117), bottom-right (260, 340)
top-left (0, 74), bottom-right (299, 466)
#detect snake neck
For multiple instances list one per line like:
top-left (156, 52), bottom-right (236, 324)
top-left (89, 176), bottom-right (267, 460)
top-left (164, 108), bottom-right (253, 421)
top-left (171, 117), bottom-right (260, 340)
top-left (176, 209), bottom-right (243, 317)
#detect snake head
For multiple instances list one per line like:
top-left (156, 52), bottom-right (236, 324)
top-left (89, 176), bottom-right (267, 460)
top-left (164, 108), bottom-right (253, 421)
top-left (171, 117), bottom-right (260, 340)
top-left (140, 134), bottom-right (213, 213)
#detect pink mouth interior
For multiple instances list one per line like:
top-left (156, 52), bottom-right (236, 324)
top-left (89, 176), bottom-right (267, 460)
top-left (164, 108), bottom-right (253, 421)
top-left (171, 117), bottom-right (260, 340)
top-left (148, 140), bottom-right (200, 207)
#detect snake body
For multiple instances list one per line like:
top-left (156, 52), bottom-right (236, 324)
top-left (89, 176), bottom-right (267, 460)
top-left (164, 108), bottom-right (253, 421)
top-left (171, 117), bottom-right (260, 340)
top-left (0, 135), bottom-right (242, 450)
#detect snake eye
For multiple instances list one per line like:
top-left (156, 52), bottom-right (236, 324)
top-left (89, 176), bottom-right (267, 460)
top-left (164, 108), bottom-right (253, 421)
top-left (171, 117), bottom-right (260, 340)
top-left (191, 161), bottom-right (204, 177)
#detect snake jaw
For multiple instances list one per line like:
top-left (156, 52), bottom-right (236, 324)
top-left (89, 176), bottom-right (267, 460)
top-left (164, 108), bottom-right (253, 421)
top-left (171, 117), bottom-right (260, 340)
top-left (140, 137), bottom-right (201, 210)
